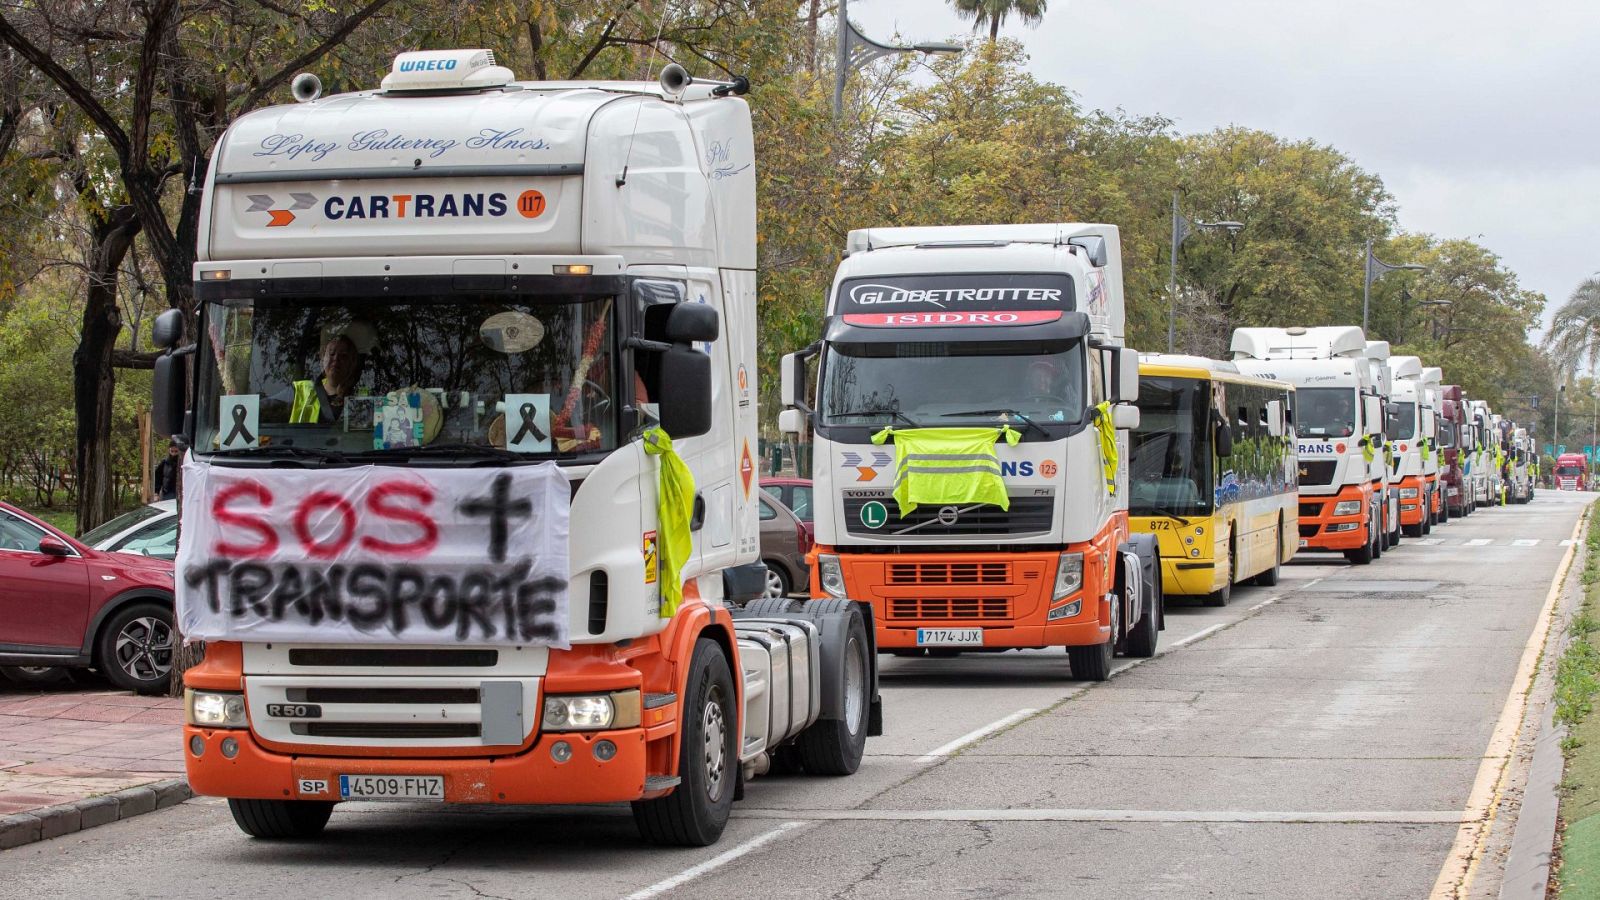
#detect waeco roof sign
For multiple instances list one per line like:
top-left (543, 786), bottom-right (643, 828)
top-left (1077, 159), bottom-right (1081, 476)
top-left (834, 274), bottom-right (1074, 315)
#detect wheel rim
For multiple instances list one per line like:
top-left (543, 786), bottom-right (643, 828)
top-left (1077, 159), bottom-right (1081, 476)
top-left (763, 565), bottom-right (785, 599)
top-left (14, 666), bottom-right (55, 675)
top-left (843, 635), bottom-right (865, 736)
top-left (115, 616), bottom-right (174, 683)
top-left (701, 684), bottom-right (729, 801)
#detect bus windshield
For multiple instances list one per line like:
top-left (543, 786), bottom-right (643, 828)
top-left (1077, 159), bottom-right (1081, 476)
top-left (1130, 376), bottom-right (1212, 516)
top-left (194, 292), bottom-right (624, 459)
top-left (1296, 387), bottom-right (1357, 438)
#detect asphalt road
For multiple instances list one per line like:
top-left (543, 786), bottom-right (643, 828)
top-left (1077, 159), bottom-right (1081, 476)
top-left (2, 490), bottom-right (1589, 899)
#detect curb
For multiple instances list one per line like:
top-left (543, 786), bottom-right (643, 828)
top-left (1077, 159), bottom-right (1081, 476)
top-left (0, 778), bottom-right (191, 851)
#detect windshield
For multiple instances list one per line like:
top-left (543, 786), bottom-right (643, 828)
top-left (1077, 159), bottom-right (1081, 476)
top-left (1385, 401), bottom-right (1416, 441)
top-left (1130, 376), bottom-right (1212, 516)
top-left (1439, 422), bottom-right (1456, 448)
top-left (819, 339), bottom-right (1085, 431)
top-left (196, 293), bottom-right (623, 458)
top-left (1557, 465), bottom-right (1584, 475)
top-left (1296, 387), bottom-right (1357, 439)
top-left (81, 504), bottom-right (167, 546)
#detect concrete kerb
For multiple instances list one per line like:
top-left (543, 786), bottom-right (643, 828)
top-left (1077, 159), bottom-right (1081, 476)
top-left (0, 778), bottom-right (191, 852)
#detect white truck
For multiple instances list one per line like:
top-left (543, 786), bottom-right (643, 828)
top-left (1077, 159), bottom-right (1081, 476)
top-left (148, 49), bottom-right (878, 847)
top-left (1385, 354), bottom-right (1434, 536)
top-left (1419, 366), bottom-right (1446, 525)
top-left (1232, 326), bottom-right (1388, 564)
top-left (1466, 399), bottom-right (1495, 507)
top-left (1507, 425), bottom-right (1535, 503)
top-left (1364, 341), bottom-right (1401, 548)
top-left (778, 224), bottom-right (1163, 681)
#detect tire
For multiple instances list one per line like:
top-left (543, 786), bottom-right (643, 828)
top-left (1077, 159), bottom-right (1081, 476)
top-left (1345, 517), bottom-right (1375, 565)
top-left (633, 638), bottom-right (737, 846)
top-left (759, 561), bottom-right (791, 600)
top-left (1252, 523), bottom-right (1282, 587)
top-left (95, 601), bottom-right (175, 695)
top-left (0, 665), bottom-right (72, 687)
top-left (794, 609), bottom-right (871, 776)
top-left (227, 799), bottom-right (334, 839)
top-left (741, 596), bottom-right (805, 617)
top-left (1403, 522), bottom-right (1423, 538)
top-left (1204, 544), bottom-right (1234, 607)
top-left (1123, 563), bottom-right (1160, 659)
top-left (1067, 639), bottom-right (1114, 681)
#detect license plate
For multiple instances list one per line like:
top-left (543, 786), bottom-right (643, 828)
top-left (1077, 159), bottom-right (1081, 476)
top-left (917, 628), bottom-right (983, 646)
top-left (339, 774), bottom-right (444, 801)
top-left (1298, 539), bottom-right (1309, 548)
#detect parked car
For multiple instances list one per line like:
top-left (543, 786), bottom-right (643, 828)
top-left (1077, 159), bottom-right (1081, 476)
top-left (0, 502), bottom-right (177, 694)
top-left (761, 477), bottom-right (814, 545)
top-left (758, 492), bottom-right (811, 600)
top-left (81, 500), bottom-right (178, 559)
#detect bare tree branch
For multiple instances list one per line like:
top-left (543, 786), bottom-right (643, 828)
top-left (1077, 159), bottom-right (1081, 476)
top-left (231, 0), bottom-right (399, 115)
top-left (0, 12), bottom-right (132, 161)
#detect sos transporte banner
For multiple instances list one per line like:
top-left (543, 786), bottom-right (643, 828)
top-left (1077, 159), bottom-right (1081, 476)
top-left (175, 460), bottom-right (570, 647)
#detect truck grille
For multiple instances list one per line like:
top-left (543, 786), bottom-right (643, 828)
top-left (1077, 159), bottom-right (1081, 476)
top-left (844, 496), bottom-right (1053, 537)
top-left (244, 675), bottom-right (534, 751)
top-left (1299, 502), bottom-right (1322, 519)
top-left (887, 597), bottom-right (1011, 620)
top-left (1299, 523), bottom-right (1319, 538)
top-left (887, 561), bottom-right (1011, 585)
top-left (1298, 460), bottom-right (1337, 486)
top-left (292, 722), bottom-right (481, 739)
top-left (287, 648), bottom-right (498, 667)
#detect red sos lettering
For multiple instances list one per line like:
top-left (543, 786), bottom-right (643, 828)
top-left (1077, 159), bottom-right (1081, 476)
top-left (211, 479), bottom-right (439, 559)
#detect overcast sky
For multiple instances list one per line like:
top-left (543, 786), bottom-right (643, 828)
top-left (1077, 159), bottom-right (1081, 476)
top-left (853, 0), bottom-right (1600, 328)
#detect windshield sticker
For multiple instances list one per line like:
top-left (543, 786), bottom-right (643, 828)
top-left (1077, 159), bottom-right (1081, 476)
top-left (375, 391), bottom-right (425, 449)
top-left (843, 311), bottom-right (1062, 328)
top-left (480, 311), bottom-right (545, 353)
top-left (219, 395), bottom-right (260, 450)
top-left (503, 394), bottom-right (552, 453)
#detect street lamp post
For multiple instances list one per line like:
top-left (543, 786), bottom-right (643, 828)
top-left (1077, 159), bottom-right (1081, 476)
top-left (834, 0), bottom-right (963, 116)
top-left (1362, 238), bottom-right (1428, 333)
top-left (1166, 191), bottom-right (1243, 353)
top-left (1555, 383), bottom-right (1565, 453)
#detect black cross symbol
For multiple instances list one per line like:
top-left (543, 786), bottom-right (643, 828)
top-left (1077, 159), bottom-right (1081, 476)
top-left (224, 402), bottom-right (255, 446)
top-left (459, 472), bottom-right (533, 562)
top-left (511, 402), bottom-right (548, 445)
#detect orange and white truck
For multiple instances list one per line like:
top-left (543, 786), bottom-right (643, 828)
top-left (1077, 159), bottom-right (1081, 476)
top-left (149, 50), bottom-right (877, 846)
top-left (778, 224), bottom-right (1163, 681)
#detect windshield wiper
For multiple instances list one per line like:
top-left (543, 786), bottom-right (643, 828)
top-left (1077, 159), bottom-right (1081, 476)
top-left (208, 445), bottom-right (348, 463)
top-left (942, 408), bottom-right (1050, 439)
top-left (364, 443), bottom-right (527, 462)
top-left (834, 408), bottom-right (920, 428)
top-left (1141, 505), bottom-right (1193, 526)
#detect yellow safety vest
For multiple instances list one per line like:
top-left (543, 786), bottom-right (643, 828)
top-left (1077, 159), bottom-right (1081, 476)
top-left (1092, 402), bottom-right (1118, 496)
top-left (290, 380), bottom-right (320, 423)
top-left (871, 426), bottom-right (1020, 516)
top-left (642, 427), bottom-right (694, 618)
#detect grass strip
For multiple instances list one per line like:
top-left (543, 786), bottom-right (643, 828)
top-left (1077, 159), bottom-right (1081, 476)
top-left (1557, 505), bottom-right (1600, 896)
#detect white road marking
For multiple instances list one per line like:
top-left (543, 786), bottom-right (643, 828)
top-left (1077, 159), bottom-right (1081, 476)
top-left (1512, 539), bottom-right (1541, 547)
top-left (1415, 538), bottom-right (1445, 546)
top-left (1464, 538), bottom-right (1493, 547)
top-left (1562, 539), bottom-right (1578, 546)
top-left (1247, 596), bottom-right (1280, 612)
top-left (736, 808), bottom-right (1469, 825)
top-left (1167, 623), bottom-right (1227, 649)
top-left (917, 708), bottom-right (1040, 763)
top-left (623, 821), bottom-right (809, 899)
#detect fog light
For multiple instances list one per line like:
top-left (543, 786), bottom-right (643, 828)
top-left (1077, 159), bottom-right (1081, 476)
top-left (551, 740), bottom-right (573, 763)
top-left (1328, 522), bottom-right (1360, 532)
top-left (220, 737), bottom-right (239, 759)
top-left (1190, 548), bottom-right (1200, 557)
top-left (189, 735), bottom-right (205, 757)
top-left (1047, 599), bottom-right (1082, 621)
top-left (594, 740), bottom-right (617, 761)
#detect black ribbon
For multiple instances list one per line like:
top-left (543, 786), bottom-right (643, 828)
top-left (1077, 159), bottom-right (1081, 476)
top-left (224, 402), bottom-right (255, 446)
top-left (511, 402), bottom-right (547, 445)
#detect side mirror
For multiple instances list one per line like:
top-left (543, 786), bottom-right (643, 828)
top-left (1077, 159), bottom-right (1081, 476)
top-left (777, 407), bottom-right (806, 435)
top-left (152, 352), bottom-right (188, 437)
top-left (1112, 405), bottom-right (1139, 430)
top-left (151, 308), bottom-right (184, 351)
top-left (665, 303), bottom-right (719, 344)
top-left (1264, 400), bottom-right (1284, 437)
top-left (1363, 396), bottom-right (1383, 436)
top-left (1212, 411), bottom-right (1233, 458)
top-left (780, 353), bottom-right (798, 408)
top-left (38, 536), bottom-right (71, 557)
top-left (1067, 235), bottom-right (1108, 268)
top-left (1110, 348), bottom-right (1140, 404)
top-left (658, 345), bottom-right (712, 438)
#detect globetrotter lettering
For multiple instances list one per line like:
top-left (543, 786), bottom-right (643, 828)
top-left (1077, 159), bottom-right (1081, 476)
top-left (847, 284), bottom-right (1064, 308)
top-left (175, 462), bottom-right (570, 647)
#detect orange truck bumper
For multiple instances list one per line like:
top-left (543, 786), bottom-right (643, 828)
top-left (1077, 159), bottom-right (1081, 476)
top-left (1295, 484), bottom-right (1370, 551)
top-left (1398, 475), bottom-right (1427, 526)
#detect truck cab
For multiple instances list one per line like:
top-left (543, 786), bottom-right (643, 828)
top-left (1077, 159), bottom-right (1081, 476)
top-left (1555, 453), bottom-right (1588, 491)
top-left (1386, 355), bottom-right (1432, 536)
top-left (1440, 385), bottom-right (1471, 517)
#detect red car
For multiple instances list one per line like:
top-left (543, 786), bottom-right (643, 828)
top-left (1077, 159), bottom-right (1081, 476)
top-left (760, 477), bottom-right (814, 545)
top-left (0, 502), bottom-right (177, 694)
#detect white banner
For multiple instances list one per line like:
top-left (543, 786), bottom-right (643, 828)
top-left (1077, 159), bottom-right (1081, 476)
top-left (175, 460), bottom-right (570, 647)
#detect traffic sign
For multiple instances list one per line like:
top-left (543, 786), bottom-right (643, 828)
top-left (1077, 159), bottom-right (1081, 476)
top-left (860, 500), bottom-right (888, 529)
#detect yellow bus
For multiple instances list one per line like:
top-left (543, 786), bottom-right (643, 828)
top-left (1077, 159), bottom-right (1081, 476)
top-left (1129, 355), bottom-right (1298, 606)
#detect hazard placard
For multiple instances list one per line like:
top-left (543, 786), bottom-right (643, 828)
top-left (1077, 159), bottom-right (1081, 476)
top-left (740, 440), bottom-right (754, 497)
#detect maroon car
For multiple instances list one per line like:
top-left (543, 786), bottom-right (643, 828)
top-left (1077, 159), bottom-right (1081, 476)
top-left (0, 502), bottom-right (177, 694)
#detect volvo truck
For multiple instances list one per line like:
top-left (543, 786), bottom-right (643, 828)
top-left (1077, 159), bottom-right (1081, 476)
top-left (149, 50), bottom-right (878, 847)
top-left (778, 224), bottom-right (1163, 682)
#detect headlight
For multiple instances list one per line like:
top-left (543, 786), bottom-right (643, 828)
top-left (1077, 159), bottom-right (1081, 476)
top-left (542, 690), bottom-right (642, 732)
top-left (1399, 488), bottom-right (1419, 499)
top-left (185, 690), bottom-right (247, 728)
top-left (818, 554), bottom-right (847, 598)
top-left (1332, 500), bottom-right (1362, 516)
top-left (1053, 552), bottom-right (1084, 601)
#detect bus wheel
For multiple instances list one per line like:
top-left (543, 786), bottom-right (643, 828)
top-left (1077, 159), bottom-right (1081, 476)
top-left (1204, 545), bottom-right (1233, 607)
top-left (1253, 533), bottom-right (1282, 587)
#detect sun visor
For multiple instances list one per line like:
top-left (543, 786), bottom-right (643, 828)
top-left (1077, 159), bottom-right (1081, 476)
top-left (825, 310), bottom-right (1090, 344)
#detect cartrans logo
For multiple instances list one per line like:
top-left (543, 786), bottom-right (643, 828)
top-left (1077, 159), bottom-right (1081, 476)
top-left (245, 192), bottom-right (317, 227)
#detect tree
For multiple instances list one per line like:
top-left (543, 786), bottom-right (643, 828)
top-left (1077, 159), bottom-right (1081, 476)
top-left (948, 0), bottom-right (1047, 41)
top-left (1546, 277), bottom-right (1600, 381)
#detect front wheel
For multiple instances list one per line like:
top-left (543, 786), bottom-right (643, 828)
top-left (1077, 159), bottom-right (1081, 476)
top-left (228, 799), bottom-right (334, 839)
top-left (1253, 526), bottom-right (1283, 587)
top-left (633, 639), bottom-right (737, 846)
top-left (1204, 547), bottom-right (1233, 607)
top-left (96, 601), bottom-right (175, 695)
top-left (1067, 639), bottom-right (1114, 681)
top-left (1123, 565), bottom-right (1161, 659)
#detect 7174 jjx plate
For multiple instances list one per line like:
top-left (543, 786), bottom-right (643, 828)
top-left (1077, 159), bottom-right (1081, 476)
top-left (917, 628), bottom-right (983, 646)
top-left (339, 774), bottom-right (444, 801)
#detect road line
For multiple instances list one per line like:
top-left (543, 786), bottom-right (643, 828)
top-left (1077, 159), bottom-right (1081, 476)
top-left (1464, 538), bottom-right (1494, 547)
top-left (916, 708), bottom-right (1039, 763)
top-left (736, 808), bottom-right (1468, 825)
top-left (1247, 595), bottom-right (1281, 612)
top-left (1167, 623), bottom-right (1227, 649)
top-left (1430, 506), bottom-right (1589, 899)
top-left (622, 821), bottom-right (808, 899)
top-left (1512, 539), bottom-right (1541, 547)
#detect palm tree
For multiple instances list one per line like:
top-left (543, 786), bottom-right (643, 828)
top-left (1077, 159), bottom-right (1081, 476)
top-left (1545, 277), bottom-right (1600, 380)
top-left (949, 0), bottom-right (1048, 41)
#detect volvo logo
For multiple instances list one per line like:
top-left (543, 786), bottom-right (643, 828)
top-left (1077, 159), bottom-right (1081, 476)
top-left (937, 506), bottom-right (961, 526)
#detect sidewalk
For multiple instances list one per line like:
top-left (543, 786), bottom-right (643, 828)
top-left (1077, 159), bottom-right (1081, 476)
top-left (0, 683), bottom-right (186, 839)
